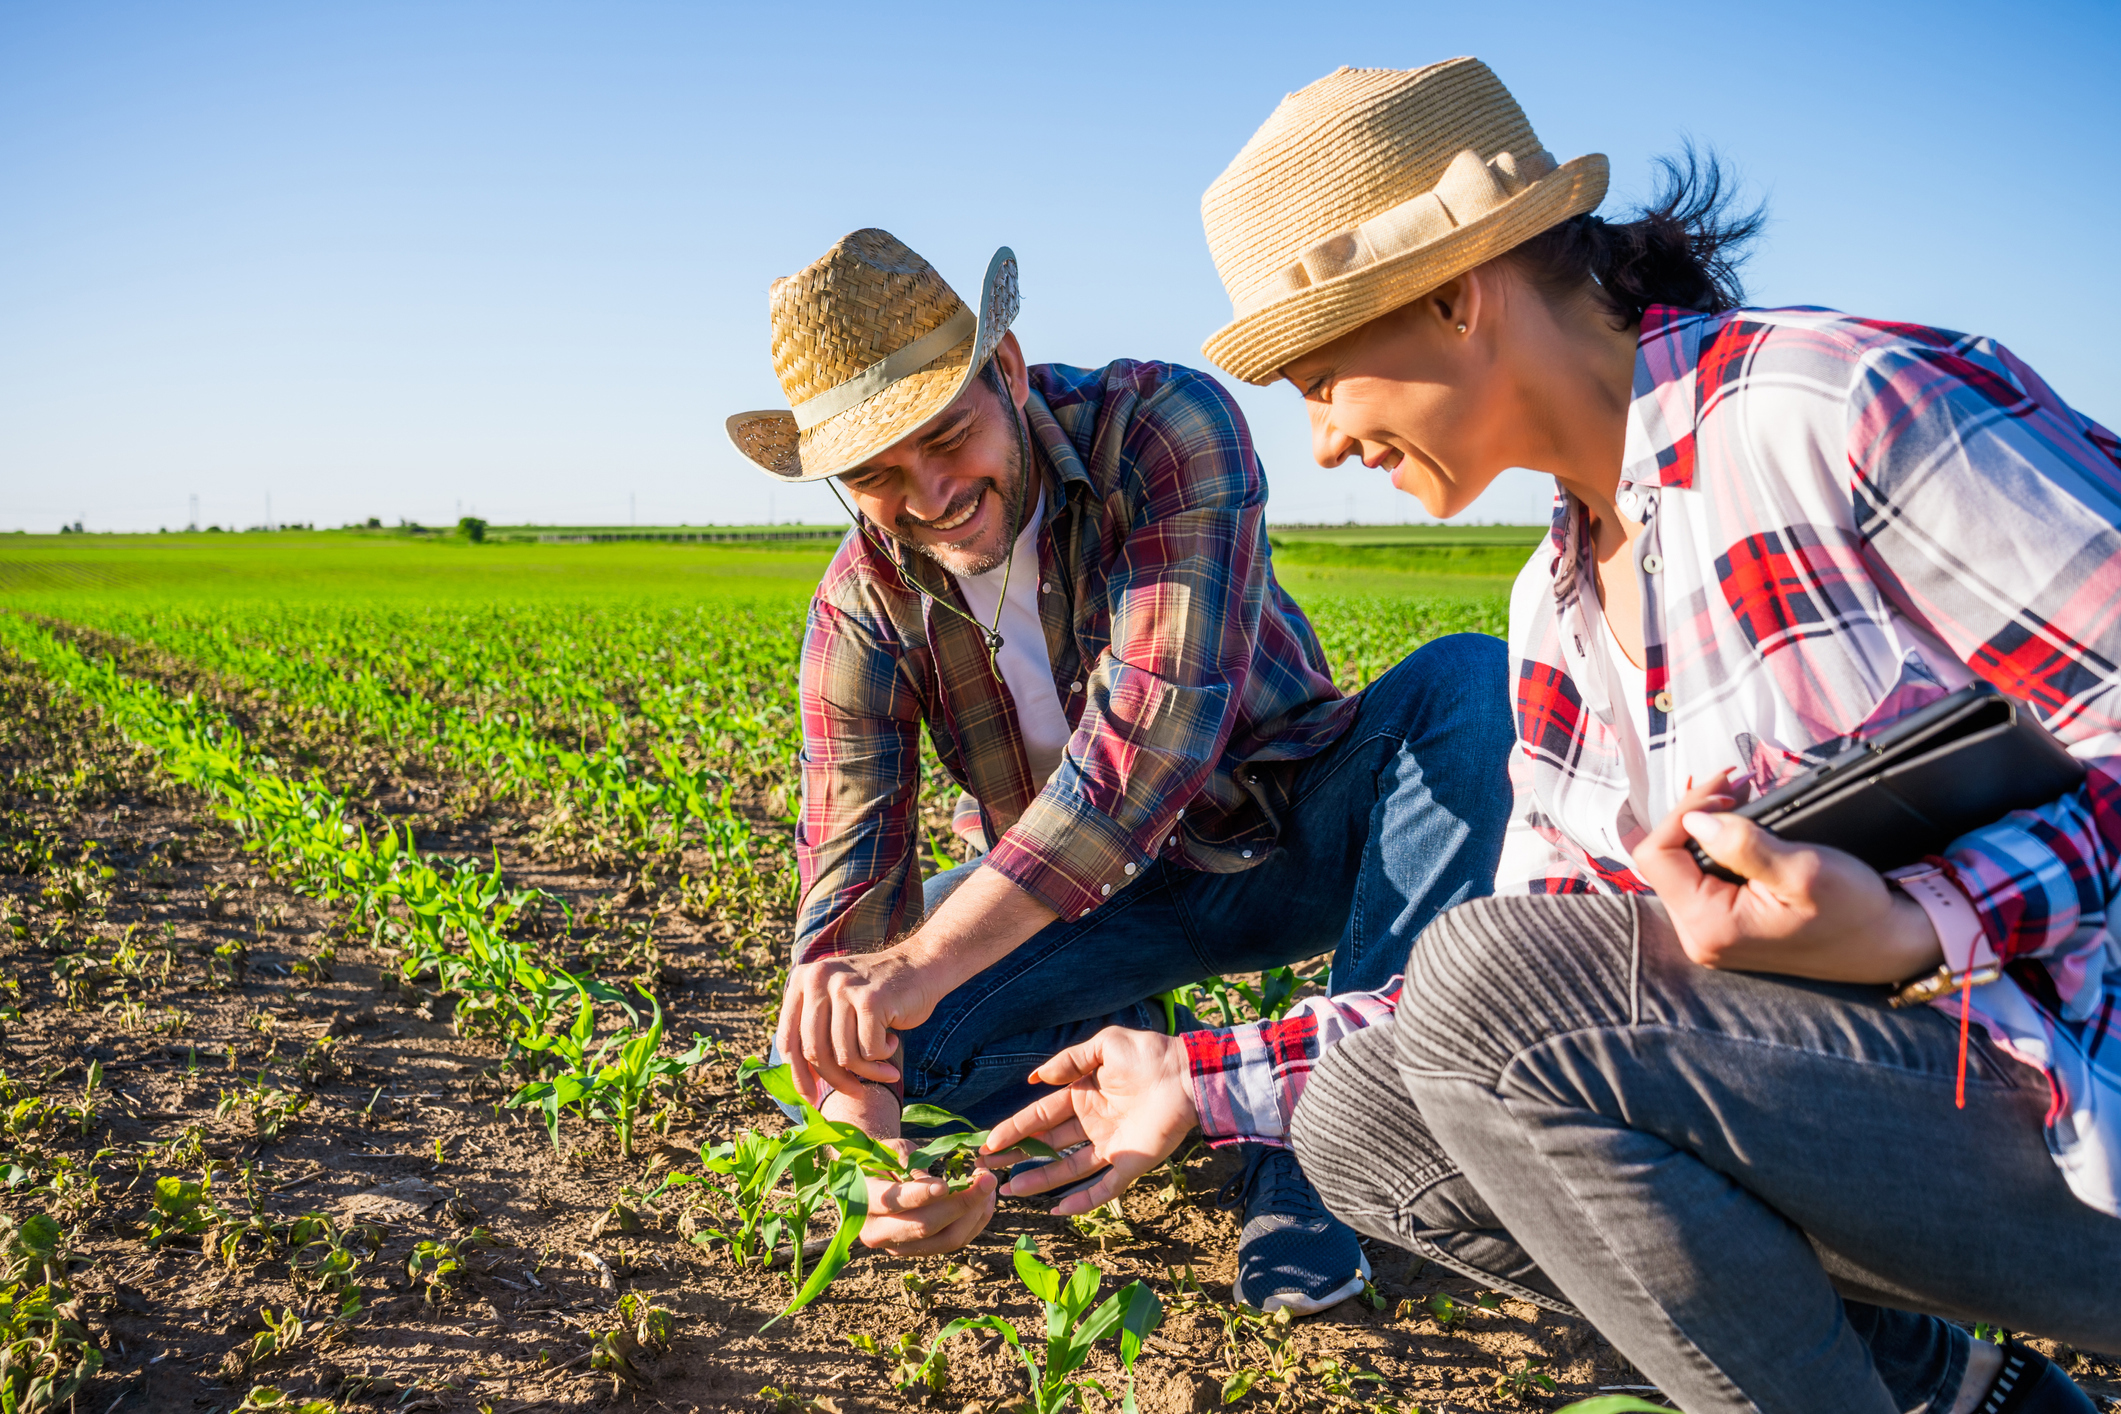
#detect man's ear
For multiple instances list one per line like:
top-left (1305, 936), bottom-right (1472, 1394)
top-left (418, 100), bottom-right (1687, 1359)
top-left (993, 330), bottom-right (1030, 410)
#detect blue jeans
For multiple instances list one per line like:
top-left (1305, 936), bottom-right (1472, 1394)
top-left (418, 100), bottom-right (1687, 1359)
top-left (895, 632), bottom-right (1512, 1128)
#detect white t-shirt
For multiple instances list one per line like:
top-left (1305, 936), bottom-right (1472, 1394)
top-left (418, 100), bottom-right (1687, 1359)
top-left (953, 493), bottom-right (1072, 786)
top-left (1594, 601), bottom-right (1654, 842)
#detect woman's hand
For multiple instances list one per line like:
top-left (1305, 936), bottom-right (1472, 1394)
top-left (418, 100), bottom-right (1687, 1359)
top-left (1631, 770), bottom-right (1943, 984)
top-left (981, 1027), bottom-right (1198, 1217)
top-left (859, 1138), bottom-right (998, 1256)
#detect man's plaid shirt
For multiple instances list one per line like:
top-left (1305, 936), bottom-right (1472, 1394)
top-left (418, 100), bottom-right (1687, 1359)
top-left (1188, 305), bottom-right (2121, 1216)
top-left (794, 359), bottom-right (1353, 964)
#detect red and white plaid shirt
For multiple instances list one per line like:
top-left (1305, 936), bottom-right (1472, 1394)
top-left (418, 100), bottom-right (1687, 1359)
top-left (1188, 305), bottom-right (2121, 1217)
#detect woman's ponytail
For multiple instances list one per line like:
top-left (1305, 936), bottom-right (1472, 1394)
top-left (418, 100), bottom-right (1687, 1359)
top-left (1505, 145), bottom-right (1766, 326)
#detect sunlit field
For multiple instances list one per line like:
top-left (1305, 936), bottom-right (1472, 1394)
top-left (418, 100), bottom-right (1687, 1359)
top-left (0, 529), bottom-right (1702, 1414)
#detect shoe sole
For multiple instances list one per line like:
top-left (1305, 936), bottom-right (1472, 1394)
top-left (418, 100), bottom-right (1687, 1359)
top-left (1236, 1246), bottom-right (1373, 1317)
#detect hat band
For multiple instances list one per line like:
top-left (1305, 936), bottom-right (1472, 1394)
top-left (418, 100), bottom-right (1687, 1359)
top-left (1233, 146), bottom-right (1558, 317)
top-left (789, 307), bottom-right (978, 432)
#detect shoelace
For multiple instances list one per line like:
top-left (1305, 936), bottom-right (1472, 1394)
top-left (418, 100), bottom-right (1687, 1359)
top-left (1215, 1147), bottom-right (1330, 1224)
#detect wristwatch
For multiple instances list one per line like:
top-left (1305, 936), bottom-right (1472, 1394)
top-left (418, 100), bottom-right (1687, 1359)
top-left (1884, 861), bottom-right (2000, 1008)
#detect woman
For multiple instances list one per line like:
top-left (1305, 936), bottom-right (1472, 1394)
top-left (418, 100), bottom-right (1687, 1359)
top-left (983, 60), bottom-right (2121, 1414)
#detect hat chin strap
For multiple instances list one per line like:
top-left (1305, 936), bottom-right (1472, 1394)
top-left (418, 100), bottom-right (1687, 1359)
top-left (823, 368), bottom-right (1034, 683)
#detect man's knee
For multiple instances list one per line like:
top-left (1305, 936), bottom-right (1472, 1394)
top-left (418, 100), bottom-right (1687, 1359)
top-left (1369, 633), bottom-right (1511, 739)
top-left (1394, 892), bottom-right (1639, 1084)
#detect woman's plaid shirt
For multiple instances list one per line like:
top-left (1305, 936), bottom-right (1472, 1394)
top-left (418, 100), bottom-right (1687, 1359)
top-left (1188, 305), bottom-right (2121, 1216)
top-left (793, 359), bottom-right (1353, 964)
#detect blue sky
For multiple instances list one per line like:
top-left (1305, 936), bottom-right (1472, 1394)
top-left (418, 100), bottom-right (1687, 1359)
top-left (3, 1), bottom-right (2117, 532)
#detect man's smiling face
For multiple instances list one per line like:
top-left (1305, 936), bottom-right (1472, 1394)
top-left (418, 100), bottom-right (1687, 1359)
top-left (836, 332), bottom-right (1032, 578)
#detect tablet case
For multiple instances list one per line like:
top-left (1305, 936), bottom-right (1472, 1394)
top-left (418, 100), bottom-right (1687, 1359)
top-left (1685, 682), bottom-right (2086, 884)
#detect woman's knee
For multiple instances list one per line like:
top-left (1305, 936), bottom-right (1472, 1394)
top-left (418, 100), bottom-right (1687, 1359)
top-left (1395, 892), bottom-right (1640, 1084)
top-left (1290, 1023), bottom-right (1443, 1236)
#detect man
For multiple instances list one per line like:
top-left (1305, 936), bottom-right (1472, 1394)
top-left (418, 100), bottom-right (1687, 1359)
top-left (725, 228), bottom-right (1511, 1312)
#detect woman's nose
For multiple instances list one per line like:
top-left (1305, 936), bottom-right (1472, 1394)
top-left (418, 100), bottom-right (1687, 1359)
top-left (1311, 410), bottom-right (1356, 469)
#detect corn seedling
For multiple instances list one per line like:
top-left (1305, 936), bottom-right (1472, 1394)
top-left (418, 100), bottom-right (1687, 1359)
top-left (290, 1218), bottom-right (382, 1320)
top-left (507, 987), bottom-right (702, 1154)
top-left (245, 1304), bottom-right (306, 1369)
top-left (920, 1235), bottom-right (1162, 1414)
top-left (1491, 1357), bottom-right (1557, 1402)
top-left (0, 1213), bottom-right (101, 1411)
top-left (234, 1389), bottom-right (339, 1414)
top-left (848, 1329), bottom-right (953, 1397)
top-left (404, 1228), bottom-right (494, 1303)
top-left (589, 1290), bottom-right (677, 1390)
top-left (216, 1071), bottom-right (311, 1141)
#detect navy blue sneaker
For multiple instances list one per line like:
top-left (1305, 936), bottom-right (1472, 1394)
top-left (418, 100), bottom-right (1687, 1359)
top-left (1218, 1144), bottom-right (1370, 1314)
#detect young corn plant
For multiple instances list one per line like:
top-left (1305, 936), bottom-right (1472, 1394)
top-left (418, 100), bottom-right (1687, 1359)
top-left (506, 988), bottom-right (707, 1154)
top-left (673, 1061), bottom-right (1056, 1329)
top-left (0, 1213), bottom-right (101, 1411)
top-left (920, 1235), bottom-right (1163, 1414)
top-left (848, 1329), bottom-right (954, 1397)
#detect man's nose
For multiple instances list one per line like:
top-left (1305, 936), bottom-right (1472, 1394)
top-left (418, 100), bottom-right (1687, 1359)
top-left (899, 465), bottom-right (955, 523)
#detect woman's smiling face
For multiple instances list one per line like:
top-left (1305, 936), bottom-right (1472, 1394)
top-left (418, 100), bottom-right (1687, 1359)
top-left (1278, 270), bottom-right (1517, 519)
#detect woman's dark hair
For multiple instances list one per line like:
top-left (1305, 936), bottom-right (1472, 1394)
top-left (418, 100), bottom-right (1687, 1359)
top-left (1504, 144), bottom-right (1766, 327)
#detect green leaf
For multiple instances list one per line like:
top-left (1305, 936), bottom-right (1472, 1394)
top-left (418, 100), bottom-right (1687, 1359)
top-left (1061, 1260), bottom-right (1101, 1319)
top-left (1012, 1234), bottom-right (1060, 1303)
top-left (934, 1313), bottom-right (1020, 1348)
top-left (900, 1101), bottom-right (979, 1131)
top-left (906, 1130), bottom-right (989, 1170)
top-left (1116, 1280), bottom-right (1162, 1370)
top-left (1221, 1370), bottom-right (1259, 1404)
top-left (761, 1154), bottom-right (869, 1330)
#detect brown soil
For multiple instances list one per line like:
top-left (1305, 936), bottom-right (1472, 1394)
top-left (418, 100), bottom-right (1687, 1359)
top-left (3, 651), bottom-right (2117, 1414)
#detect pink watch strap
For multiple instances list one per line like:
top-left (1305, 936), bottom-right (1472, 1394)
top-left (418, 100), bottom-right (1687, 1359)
top-left (1885, 862), bottom-right (1996, 974)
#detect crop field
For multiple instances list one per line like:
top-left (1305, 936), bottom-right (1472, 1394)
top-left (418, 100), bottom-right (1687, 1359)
top-left (0, 531), bottom-right (2109, 1414)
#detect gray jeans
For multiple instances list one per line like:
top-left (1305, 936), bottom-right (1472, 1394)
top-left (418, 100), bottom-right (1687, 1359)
top-left (1290, 892), bottom-right (2121, 1414)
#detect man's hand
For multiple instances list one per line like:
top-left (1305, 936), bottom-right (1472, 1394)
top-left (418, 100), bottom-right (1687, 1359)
top-left (861, 1142), bottom-right (998, 1256)
top-left (818, 1058), bottom-right (995, 1256)
top-left (1631, 769), bottom-right (1943, 984)
top-left (777, 949), bottom-right (933, 1103)
top-left (782, 866), bottom-right (1059, 1106)
top-left (982, 1027), bottom-right (1197, 1217)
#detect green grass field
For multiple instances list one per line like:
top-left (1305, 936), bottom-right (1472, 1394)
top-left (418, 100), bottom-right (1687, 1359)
top-left (0, 523), bottom-right (1536, 611)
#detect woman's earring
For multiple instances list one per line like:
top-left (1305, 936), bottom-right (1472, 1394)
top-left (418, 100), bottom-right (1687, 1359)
top-left (1455, 322), bottom-right (1468, 334)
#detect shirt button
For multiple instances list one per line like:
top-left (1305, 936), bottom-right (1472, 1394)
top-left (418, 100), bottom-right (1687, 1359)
top-left (1653, 690), bottom-right (1674, 713)
top-left (1167, 835), bottom-right (1177, 846)
top-left (1124, 863), bottom-right (1136, 876)
top-left (1642, 554), bottom-right (1664, 574)
top-left (1041, 582), bottom-right (1052, 593)
top-left (1100, 883), bottom-right (1111, 896)
top-left (1070, 681), bottom-right (1083, 693)
top-left (1241, 849), bottom-right (1254, 859)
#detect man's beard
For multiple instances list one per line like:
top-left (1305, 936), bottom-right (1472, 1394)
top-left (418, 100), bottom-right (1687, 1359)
top-left (893, 430), bottom-right (1028, 578)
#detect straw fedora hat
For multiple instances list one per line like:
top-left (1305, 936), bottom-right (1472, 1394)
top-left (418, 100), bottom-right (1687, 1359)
top-left (1201, 59), bottom-right (1608, 385)
top-left (726, 229), bottom-right (1020, 482)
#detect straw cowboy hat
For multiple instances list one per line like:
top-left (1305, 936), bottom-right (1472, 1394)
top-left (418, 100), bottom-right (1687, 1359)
top-left (726, 229), bottom-right (1020, 482)
top-left (1201, 58), bottom-right (1608, 385)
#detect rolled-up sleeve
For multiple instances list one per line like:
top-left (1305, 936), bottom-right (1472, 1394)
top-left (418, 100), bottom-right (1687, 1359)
top-left (793, 596), bottom-right (924, 963)
top-left (982, 372), bottom-right (1270, 918)
top-left (1183, 983), bottom-right (1404, 1147)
